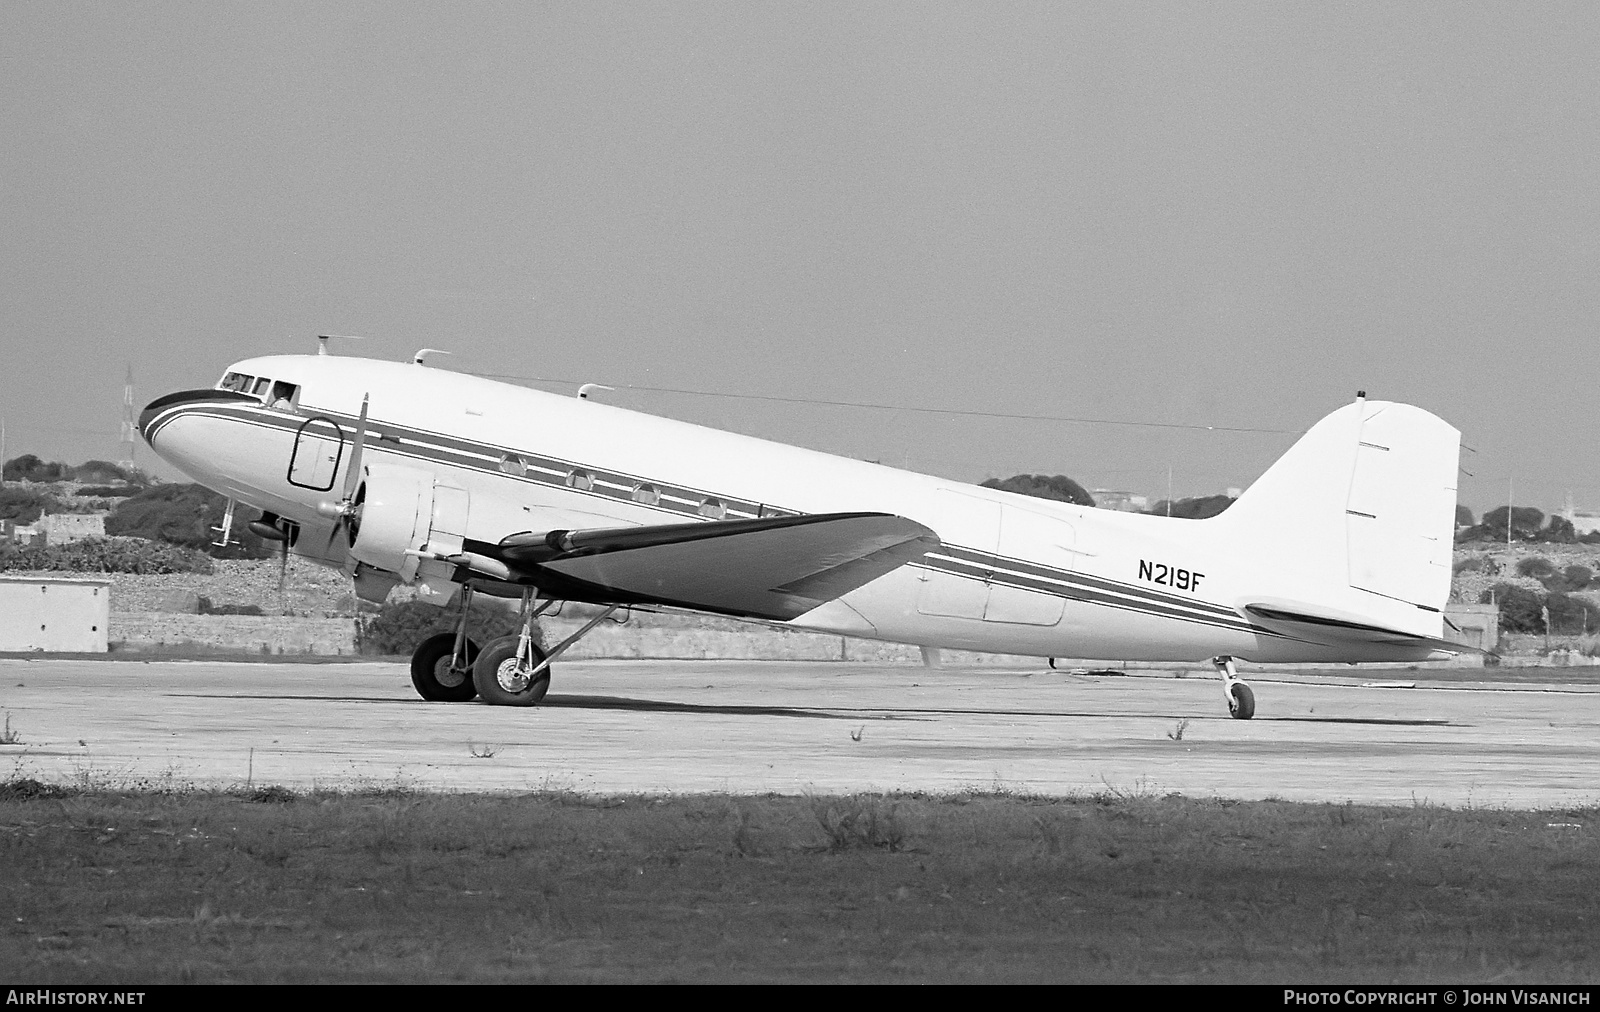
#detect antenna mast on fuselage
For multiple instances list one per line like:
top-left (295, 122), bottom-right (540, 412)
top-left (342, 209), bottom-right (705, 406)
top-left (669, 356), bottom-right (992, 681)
top-left (317, 334), bottom-right (369, 356)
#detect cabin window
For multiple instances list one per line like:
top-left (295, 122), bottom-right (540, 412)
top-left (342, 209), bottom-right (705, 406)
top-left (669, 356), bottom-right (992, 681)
top-left (269, 381), bottom-right (298, 409)
top-left (697, 497), bottom-right (726, 519)
top-left (220, 372), bottom-right (254, 393)
top-left (566, 469), bottom-right (594, 491)
top-left (631, 483), bottom-right (660, 506)
top-left (498, 454), bottom-right (527, 476)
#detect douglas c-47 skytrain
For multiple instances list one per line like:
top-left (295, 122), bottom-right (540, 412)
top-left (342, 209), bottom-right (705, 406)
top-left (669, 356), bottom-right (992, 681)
top-left (139, 340), bottom-right (1465, 718)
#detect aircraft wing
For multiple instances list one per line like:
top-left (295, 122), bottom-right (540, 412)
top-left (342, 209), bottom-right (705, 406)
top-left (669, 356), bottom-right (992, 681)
top-left (496, 512), bottom-right (938, 621)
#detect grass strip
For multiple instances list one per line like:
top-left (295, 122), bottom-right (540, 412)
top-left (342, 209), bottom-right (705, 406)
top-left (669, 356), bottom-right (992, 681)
top-left (1, 783), bottom-right (1596, 983)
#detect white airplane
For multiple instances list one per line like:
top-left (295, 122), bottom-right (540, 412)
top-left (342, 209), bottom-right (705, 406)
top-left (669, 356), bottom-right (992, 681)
top-left (139, 343), bottom-right (1464, 718)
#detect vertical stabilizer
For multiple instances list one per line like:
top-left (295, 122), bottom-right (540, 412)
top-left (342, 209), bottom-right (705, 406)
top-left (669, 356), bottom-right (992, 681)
top-left (1213, 397), bottom-right (1460, 618)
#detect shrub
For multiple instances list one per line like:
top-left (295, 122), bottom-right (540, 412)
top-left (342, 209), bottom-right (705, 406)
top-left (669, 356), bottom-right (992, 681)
top-left (0, 488), bottom-right (55, 524)
top-left (809, 793), bottom-right (907, 852)
top-left (1513, 558), bottom-right (1595, 593)
top-left (69, 460), bottom-right (133, 483)
top-left (1479, 506), bottom-right (1545, 542)
top-left (1540, 515), bottom-right (1577, 543)
top-left (105, 484), bottom-right (274, 559)
top-left (981, 474), bottom-right (1095, 507)
top-left (0, 536), bottom-right (214, 575)
top-left (1478, 583), bottom-right (1545, 633)
top-left (1455, 504), bottom-right (1474, 527)
top-left (74, 485), bottom-right (144, 498)
top-left (1546, 592), bottom-right (1600, 635)
top-left (1515, 557), bottom-right (1556, 580)
top-left (197, 597), bottom-right (264, 616)
top-left (2, 454), bottom-right (69, 483)
top-left (1147, 495), bottom-right (1236, 519)
top-left (359, 598), bottom-right (533, 656)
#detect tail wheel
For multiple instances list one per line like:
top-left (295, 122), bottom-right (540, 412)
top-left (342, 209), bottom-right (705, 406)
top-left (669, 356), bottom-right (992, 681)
top-left (1228, 682), bottom-right (1256, 720)
top-left (409, 633), bottom-right (480, 702)
top-left (472, 635), bottom-right (552, 707)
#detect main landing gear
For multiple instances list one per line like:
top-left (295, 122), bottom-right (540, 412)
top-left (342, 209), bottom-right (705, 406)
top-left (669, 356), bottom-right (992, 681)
top-left (1212, 655), bottom-right (1255, 720)
top-left (405, 585), bottom-right (624, 707)
top-left (473, 591), bottom-right (621, 707)
top-left (409, 584), bottom-right (481, 701)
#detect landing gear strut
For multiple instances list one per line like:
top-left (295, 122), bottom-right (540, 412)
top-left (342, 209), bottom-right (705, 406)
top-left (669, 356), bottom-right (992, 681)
top-left (1212, 655), bottom-right (1255, 720)
top-left (409, 584), bottom-right (480, 701)
top-left (471, 590), bottom-right (621, 707)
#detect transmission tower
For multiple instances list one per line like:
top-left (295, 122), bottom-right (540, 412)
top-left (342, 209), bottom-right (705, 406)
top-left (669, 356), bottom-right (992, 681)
top-left (119, 364), bottom-right (136, 469)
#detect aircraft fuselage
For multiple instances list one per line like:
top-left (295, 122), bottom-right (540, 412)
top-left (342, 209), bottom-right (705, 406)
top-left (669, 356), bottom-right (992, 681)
top-left (140, 354), bottom-right (1443, 665)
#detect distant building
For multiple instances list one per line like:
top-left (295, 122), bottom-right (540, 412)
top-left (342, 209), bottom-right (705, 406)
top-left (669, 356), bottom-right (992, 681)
top-left (1091, 490), bottom-right (1149, 513)
top-left (40, 512), bottom-right (106, 544)
top-left (1443, 603), bottom-right (1499, 653)
top-left (1560, 493), bottom-right (1600, 536)
top-left (2, 519), bottom-right (46, 548)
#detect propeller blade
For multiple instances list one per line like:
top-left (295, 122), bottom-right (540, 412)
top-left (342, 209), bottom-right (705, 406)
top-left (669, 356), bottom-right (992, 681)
top-left (342, 393), bottom-right (369, 501)
top-left (324, 517), bottom-right (346, 555)
top-left (277, 535), bottom-right (290, 594)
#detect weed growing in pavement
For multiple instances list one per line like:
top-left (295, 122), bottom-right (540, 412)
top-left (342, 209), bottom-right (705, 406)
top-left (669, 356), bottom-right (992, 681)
top-left (0, 713), bottom-right (20, 745)
top-left (1167, 718), bottom-right (1191, 741)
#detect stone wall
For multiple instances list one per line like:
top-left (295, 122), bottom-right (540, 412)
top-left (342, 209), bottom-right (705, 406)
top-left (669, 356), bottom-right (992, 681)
top-left (110, 613), bottom-right (360, 656)
top-left (105, 611), bottom-right (1043, 665)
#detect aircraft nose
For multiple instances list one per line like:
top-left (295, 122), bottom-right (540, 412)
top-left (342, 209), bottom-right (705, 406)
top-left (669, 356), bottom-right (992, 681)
top-left (138, 388), bottom-right (230, 446)
top-left (137, 400), bottom-right (162, 443)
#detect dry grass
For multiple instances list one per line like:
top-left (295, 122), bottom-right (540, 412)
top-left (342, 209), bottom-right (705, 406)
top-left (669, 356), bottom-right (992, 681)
top-left (1, 786), bottom-right (1597, 983)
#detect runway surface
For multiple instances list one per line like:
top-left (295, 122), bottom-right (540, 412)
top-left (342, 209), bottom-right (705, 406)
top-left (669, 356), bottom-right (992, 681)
top-left (2, 657), bottom-right (1598, 808)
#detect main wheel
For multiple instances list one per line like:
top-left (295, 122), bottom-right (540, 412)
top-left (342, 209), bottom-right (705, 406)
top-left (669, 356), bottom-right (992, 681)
top-left (472, 634), bottom-right (552, 707)
top-left (410, 633), bottom-right (480, 702)
top-left (1227, 682), bottom-right (1256, 720)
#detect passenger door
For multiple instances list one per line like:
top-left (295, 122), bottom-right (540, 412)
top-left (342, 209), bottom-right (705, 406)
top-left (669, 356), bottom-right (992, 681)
top-left (287, 417), bottom-right (344, 491)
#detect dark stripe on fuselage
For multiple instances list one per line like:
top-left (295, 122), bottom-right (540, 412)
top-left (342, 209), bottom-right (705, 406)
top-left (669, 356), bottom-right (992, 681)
top-left (914, 555), bottom-right (1262, 636)
top-left (147, 395), bottom-right (1278, 640)
top-left (144, 399), bottom-right (797, 523)
top-left (927, 543), bottom-right (1242, 621)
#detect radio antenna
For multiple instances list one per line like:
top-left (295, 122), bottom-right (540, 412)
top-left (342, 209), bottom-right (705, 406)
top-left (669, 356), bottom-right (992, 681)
top-left (317, 334), bottom-right (368, 356)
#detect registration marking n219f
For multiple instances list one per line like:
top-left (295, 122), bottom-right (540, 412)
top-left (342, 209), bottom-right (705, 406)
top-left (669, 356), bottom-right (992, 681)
top-left (1139, 560), bottom-right (1204, 592)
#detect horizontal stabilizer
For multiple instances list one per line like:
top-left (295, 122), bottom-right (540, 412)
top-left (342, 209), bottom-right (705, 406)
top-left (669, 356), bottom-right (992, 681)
top-left (500, 513), bottom-right (938, 621)
top-left (1243, 603), bottom-right (1478, 654)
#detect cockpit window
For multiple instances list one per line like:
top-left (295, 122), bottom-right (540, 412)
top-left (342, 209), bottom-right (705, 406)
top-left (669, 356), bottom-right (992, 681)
top-left (269, 381), bottom-right (298, 409)
top-left (220, 372), bottom-right (254, 393)
top-left (251, 377), bottom-right (272, 397)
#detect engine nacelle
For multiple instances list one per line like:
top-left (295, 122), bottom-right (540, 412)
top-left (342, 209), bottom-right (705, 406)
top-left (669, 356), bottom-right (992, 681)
top-left (348, 464), bottom-right (436, 583)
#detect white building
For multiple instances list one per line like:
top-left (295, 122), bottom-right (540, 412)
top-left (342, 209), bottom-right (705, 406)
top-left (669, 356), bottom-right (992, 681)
top-left (1091, 490), bottom-right (1149, 513)
top-left (40, 511), bottom-right (107, 544)
top-left (0, 576), bottom-right (111, 652)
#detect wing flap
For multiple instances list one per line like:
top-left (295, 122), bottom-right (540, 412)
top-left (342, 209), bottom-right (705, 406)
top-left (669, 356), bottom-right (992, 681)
top-left (501, 512), bottom-right (938, 621)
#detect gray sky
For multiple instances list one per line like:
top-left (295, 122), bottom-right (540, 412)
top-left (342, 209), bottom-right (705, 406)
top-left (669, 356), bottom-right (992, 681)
top-left (3, 2), bottom-right (1597, 516)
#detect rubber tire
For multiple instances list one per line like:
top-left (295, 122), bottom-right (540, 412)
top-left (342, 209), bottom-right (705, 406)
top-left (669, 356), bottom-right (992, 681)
top-left (409, 633), bottom-right (480, 702)
top-left (1228, 682), bottom-right (1256, 720)
top-left (472, 634), bottom-right (552, 707)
